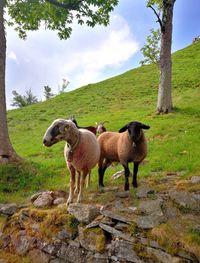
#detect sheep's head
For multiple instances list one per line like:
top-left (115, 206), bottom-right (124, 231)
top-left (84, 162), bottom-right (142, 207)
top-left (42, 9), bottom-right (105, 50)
top-left (119, 121), bottom-right (150, 143)
top-left (43, 119), bottom-right (76, 147)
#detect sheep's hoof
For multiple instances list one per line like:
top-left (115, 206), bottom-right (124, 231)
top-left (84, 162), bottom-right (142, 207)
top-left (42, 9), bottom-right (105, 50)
top-left (132, 183), bottom-right (138, 188)
top-left (76, 196), bottom-right (82, 203)
top-left (124, 184), bottom-right (129, 191)
top-left (74, 188), bottom-right (80, 194)
top-left (67, 197), bottom-right (73, 205)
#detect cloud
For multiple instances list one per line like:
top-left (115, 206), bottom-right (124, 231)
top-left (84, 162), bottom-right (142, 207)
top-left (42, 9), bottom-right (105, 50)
top-left (6, 13), bottom-right (139, 106)
top-left (8, 51), bottom-right (19, 64)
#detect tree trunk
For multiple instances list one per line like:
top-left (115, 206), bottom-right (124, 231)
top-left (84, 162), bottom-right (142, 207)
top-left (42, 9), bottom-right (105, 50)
top-left (0, 1), bottom-right (21, 163)
top-left (157, 0), bottom-right (175, 113)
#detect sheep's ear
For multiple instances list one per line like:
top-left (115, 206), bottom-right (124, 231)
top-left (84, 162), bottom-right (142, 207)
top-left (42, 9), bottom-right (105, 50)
top-left (141, 123), bottom-right (150, 130)
top-left (118, 124), bottom-right (129, 133)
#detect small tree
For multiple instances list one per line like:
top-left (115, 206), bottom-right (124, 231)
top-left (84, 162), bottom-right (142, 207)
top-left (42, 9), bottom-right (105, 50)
top-left (11, 88), bottom-right (38, 108)
top-left (24, 88), bottom-right (38, 105)
top-left (59, 78), bottom-right (70, 94)
top-left (11, 90), bottom-right (27, 108)
top-left (43, 85), bottom-right (54, 100)
top-left (140, 28), bottom-right (161, 66)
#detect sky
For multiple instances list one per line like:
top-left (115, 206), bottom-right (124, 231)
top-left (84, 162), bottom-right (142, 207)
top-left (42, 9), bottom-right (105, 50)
top-left (5, 0), bottom-right (200, 109)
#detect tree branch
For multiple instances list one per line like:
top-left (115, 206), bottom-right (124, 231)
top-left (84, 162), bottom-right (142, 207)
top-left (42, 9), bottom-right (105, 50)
top-left (149, 5), bottom-right (164, 32)
top-left (45, 0), bottom-right (83, 11)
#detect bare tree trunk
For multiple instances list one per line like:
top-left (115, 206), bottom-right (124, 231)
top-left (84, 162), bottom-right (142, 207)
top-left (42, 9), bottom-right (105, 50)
top-left (157, 0), bottom-right (175, 113)
top-left (0, 1), bottom-right (21, 163)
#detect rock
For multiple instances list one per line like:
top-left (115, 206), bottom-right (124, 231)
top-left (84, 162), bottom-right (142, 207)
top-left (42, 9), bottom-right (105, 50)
top-left (57, 228), bottom-right (77, 241)
top-left (87, 252), bottom-right (109, 263)
top-left (42, 242), bottom-right (61, 256)
top-left (57, 243), bottom-right (86, 262)
top-left (164, 205), bottom-right (180, 220)
top-left (107, 240), bottom-right (143, 263)
top-left (100, 209), bottom-right (132, 224)
top-left (99, 223), bottom-right (134, 242)
top-left (136, 186), bottom-right (155, 198)
top-left (28, 249), bottom-right (51, 263)
top-left (146, 247), bottom-right (182, 263)
top-left (53, 198), bottom-right (66, 205)
top-left (12, 235), bottom-right (30, 256)
top-left (33, 192), bottom-right (53, 207)
top-left (191, 176), bottom-right (200, 184)
top-left (134, 211), bottom-right (165, 229)
top-left (138, 199), bottom-right (163, 214)
top-left (67, 204), bottom-right (100, 224)
top-left (114, 222), bottom-right (128, 231)
top-left (0, 203), bottom-right (18, 215)
top-left (30, 192), bottom-right (44, 202)
top-left (0, 233), bottom-right (11, 248)
top-left (100, 216), bottom-right (115, 226)
top-left (78, 226), bottom-right (106, 253)
top-left (115, 191), bottom-right (129, 198)
top-left (50, 190), bottom-right (68, 199)
top-left (169, 190), bottom-right (200, 212)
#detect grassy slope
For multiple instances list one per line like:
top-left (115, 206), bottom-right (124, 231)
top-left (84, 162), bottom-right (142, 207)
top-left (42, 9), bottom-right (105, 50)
top-left (1, 42), bottom-right (200, 202)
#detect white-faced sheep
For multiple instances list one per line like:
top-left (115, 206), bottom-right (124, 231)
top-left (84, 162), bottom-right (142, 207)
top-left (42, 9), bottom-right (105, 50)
top-left (97, 121), bottom-right (150, 191)
top-left (43, 119), bottom-right (100, 204)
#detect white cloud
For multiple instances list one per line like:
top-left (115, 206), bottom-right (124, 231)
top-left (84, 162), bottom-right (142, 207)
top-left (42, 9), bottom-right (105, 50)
top-left (8, 51), bottom-right (19, 64)
top-left (6, 13), bottom-right (139, 106)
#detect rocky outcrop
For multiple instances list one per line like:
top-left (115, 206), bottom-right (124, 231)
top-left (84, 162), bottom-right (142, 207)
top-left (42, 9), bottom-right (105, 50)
top-left (0, 180), bottom-right (200, 263)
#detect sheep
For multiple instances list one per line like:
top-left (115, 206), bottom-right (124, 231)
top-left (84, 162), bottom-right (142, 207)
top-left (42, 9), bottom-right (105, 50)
top-left (69, 116), bottom-right (107, 189)
top-left (97, 121), bottom-right (150, 191)
top-left (70, 116), bottom-right (107, 136)
top-left (43, 119), bottom-right (100, 204)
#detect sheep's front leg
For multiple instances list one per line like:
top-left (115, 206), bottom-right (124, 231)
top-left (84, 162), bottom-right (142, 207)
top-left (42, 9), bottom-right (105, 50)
top-left (74, 171), bottom-right (81, 194)
top-left (67, 164), bottom-right (76, 204)
top-left (77, 169), bottom-right (88, 203)
top-left (132, 162), bottom-right (139, 188)
top-left (123, 164), bottom-right (130, 191)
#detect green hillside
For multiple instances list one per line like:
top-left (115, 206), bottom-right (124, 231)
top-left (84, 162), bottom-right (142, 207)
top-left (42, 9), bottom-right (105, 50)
top-left (1, 42), bottom-right (200, 202)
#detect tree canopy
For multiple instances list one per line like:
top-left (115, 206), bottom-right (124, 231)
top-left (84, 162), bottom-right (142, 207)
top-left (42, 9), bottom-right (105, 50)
top-left (6, 0), bottom-right (119, 39)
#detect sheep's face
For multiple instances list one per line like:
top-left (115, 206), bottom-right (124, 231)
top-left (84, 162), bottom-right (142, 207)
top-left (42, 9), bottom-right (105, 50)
top-left (119, 121), bottom-right (150, 143)
top-left (43, 119), bottom-right (75, 147)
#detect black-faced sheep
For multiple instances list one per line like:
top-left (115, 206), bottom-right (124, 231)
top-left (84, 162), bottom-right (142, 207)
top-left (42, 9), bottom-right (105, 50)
top-left (97, 121), bottom-right (150, 191)
top-left (43, 119), bottom-right (100, 204)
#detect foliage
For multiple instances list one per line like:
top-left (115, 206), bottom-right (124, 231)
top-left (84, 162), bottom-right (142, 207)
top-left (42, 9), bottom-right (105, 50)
top-left (58, 78), bottom-right (70, 94)
top-left (1, 42), bottom-right (200, 202)
top-left (43, 85), bottom-right (54, 100)
top-left (140, 28), bottom-right (161, 66)
top-left (6, 0), bottom-right (119, 40)
top-left (11, 88), bottom-right (38, 108)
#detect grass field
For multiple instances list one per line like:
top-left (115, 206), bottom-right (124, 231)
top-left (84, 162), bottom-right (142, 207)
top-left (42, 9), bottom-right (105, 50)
top-left (1, 42), bottom-right (200, 203)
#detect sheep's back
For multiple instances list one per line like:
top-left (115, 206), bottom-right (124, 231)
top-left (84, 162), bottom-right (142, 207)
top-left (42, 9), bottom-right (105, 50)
top-left (98, 132), bottom-right (120, 162)
top-left (65, 129), bottom-right (100, 172)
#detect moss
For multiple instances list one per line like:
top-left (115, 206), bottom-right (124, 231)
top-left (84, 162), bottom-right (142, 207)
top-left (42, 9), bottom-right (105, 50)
top-left (133, 243), bottom-right (157, 262)
top-left (83, 227), bottom-right (106, 253)
top-left (127, 222), bottom-right (137, 235)
top-left (0, 250), bottom-right (30, 263)
top-left (29, 208), bottom-right (48, 221)
top-left (149, 223), bottom-right (180, 255)
top-left (0, 215), bottom-right (7, 231)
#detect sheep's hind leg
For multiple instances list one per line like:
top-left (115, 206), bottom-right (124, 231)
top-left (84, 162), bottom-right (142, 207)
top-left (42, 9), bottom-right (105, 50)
top-left (86, 171), bottom-right (91, 188)
top-left (132, 162), bottom-right (139, 188)
top-left (98, 159), bottom-right (110, 188)
top-left (123, 164), bottom-right (130, 191)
